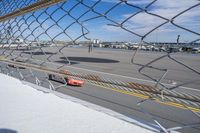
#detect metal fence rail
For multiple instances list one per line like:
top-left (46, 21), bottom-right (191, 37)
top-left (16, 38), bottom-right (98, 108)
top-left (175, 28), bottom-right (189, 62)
top-left (0, 0), bottom-right (200, 132)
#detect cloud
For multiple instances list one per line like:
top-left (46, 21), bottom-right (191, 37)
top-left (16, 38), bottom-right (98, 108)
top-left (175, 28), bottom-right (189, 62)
top-left (102, 0), bottom-right (200, 41)
top-left (102, 24), bottom-right (122, 32)
top-left (92, 0), bottom-right (153, 6)
top-left (153, 0), bottom-right (198, 9)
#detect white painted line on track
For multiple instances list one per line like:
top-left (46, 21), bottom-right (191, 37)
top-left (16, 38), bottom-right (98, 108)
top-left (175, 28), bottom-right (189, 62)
top-left (66, 65), bottom-right (200, 92)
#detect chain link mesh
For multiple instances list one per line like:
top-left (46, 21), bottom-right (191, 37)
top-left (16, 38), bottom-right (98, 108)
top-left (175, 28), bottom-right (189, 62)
top-left (0, 0), bottom-right (200, 132)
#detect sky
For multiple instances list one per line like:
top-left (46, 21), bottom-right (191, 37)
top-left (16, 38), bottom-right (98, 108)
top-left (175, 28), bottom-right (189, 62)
top-left (3, 0), bottom-right (200, 43)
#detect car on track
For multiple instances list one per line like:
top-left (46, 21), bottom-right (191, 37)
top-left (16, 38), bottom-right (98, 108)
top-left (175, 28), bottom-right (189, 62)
top-left (48, 70), bottom-right (84, 87)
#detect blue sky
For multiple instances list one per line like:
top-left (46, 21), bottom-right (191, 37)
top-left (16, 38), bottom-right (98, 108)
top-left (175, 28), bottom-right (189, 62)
top-left (7, 0), bottom-right (200, 43)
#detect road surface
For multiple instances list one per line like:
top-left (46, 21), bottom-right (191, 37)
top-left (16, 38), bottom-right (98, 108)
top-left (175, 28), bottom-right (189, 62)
top-left (0, 47), bottom-right (200, 132)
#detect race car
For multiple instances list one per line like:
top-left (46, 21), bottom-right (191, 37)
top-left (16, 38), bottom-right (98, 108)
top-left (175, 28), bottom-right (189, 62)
top-left (67, 77), bottom-right (85, 86)
top-left (48, 70), bottom-right (84, 87)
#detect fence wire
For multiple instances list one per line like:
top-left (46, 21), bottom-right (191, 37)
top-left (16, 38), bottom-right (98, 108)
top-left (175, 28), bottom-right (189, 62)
top-left (0, 0), bottom-right (200, 132)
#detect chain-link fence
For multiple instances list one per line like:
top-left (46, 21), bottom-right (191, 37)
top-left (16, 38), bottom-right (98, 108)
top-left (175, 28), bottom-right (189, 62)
top-left (0, 0), bottom-right (200, 132)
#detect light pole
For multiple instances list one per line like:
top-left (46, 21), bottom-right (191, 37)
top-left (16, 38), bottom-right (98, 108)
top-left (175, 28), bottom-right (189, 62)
top-left (7, 25), bottom-right (12, 44)
top-left (177, 35), bottom-right (180, 45)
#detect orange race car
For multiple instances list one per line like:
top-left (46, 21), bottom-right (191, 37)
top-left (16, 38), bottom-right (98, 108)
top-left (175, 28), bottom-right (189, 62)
top-left (48, 70), bottom-right (84, 87)
top-left (67, 77), bottom-right (85, 86)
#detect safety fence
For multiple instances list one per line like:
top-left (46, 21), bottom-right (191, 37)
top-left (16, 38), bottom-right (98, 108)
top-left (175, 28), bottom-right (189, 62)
top-left (0, 0), bottom-right (200, 132)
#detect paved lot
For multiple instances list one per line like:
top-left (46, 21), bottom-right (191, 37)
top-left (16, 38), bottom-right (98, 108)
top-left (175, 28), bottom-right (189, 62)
top-left (1, 47), bottom-right (200, 132)
top-left (8, 47), bottom-right (200, 90)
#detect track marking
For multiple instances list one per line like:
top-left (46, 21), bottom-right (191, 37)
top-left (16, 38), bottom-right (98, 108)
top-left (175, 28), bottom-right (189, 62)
top-left (67, 65), bottom-right (200, 92)
top-left (4, 53), bottom-right (200, 92)
top-left (90, 83), bottom-right (200, 113)
top-left (0, 56), bottom-right (6, 60)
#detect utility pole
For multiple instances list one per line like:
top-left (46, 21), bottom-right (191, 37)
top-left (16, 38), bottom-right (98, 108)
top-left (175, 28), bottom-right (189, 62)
top-left (177, 35), bottom-right (180, 45)
top-left (7, 25), bottom-right (12, 44)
